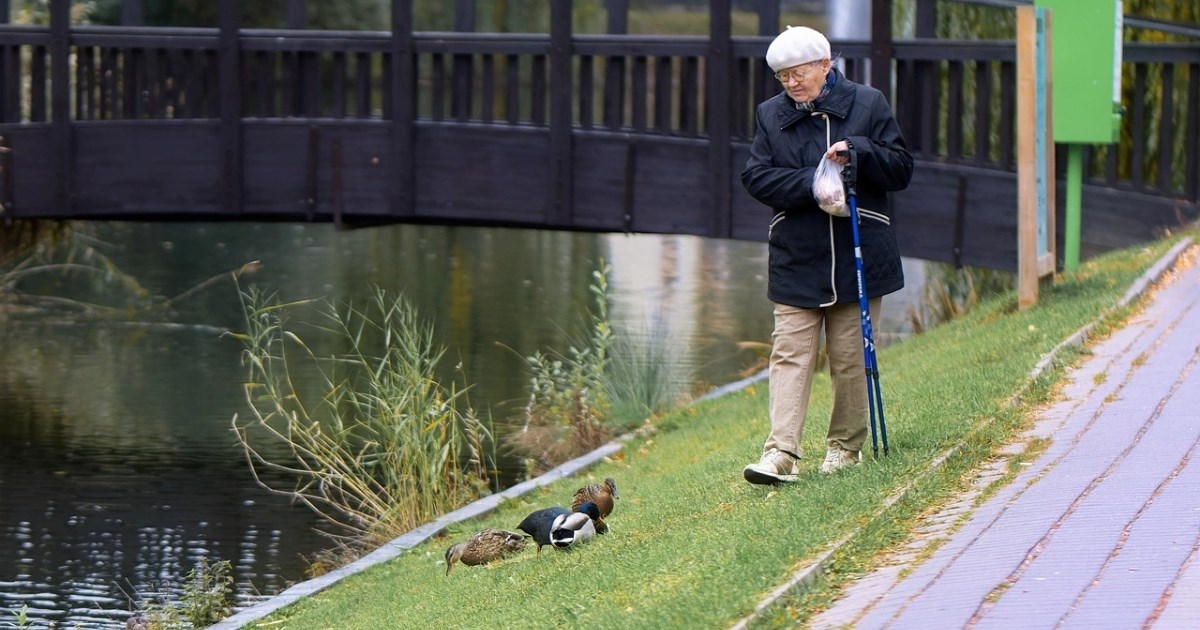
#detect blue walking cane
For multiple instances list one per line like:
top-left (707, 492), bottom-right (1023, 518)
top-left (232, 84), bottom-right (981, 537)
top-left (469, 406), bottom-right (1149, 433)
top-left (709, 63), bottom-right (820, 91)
top-left (839, 149), bottom-right (890, 457)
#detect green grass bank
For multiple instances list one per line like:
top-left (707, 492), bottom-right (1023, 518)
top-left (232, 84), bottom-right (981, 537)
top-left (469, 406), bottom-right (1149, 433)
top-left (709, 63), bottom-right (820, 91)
top-left (252, 231), bottom-right (1194, 629)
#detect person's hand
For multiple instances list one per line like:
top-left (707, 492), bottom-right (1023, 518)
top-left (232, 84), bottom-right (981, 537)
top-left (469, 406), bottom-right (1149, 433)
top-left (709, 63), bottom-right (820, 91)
top-left (825, 140), bottom-right (851, 165)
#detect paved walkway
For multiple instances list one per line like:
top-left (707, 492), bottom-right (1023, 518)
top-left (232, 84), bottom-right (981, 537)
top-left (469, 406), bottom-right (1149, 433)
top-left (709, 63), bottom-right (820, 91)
top-left (811, 244), bottom-right (1200, 629)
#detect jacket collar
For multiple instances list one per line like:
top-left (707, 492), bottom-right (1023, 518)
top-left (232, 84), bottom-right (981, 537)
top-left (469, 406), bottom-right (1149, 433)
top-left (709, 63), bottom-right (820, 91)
top-left (774, 68), bottom-right (855, 128)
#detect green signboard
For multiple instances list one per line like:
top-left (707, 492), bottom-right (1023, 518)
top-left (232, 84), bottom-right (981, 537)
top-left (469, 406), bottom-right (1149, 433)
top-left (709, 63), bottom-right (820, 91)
top-left (1036, 0), bottom-right (1123, 144)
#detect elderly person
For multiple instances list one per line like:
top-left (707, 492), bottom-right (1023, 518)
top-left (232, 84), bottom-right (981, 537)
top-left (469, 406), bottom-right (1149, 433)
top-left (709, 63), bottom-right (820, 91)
top-left (741, 26), bottom-right (912, 482)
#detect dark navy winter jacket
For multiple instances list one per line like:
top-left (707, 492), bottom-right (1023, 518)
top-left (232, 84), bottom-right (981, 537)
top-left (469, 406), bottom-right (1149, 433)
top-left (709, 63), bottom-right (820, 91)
top-left (741, 68), bottom-right (913, 308)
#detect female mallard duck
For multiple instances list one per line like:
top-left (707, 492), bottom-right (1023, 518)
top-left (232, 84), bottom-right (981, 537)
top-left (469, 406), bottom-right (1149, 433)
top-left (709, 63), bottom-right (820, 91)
top-left (571, 477), bottom-right (618, 533)
top-left (444, 528), bottom-right (528, 575)
top-left (517, 502), bottom-right (601, 553)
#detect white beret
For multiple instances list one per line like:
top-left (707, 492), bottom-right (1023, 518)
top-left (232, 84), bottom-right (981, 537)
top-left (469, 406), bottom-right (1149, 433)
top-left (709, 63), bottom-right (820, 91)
top-left (765, 26), bottom-right (831, 73)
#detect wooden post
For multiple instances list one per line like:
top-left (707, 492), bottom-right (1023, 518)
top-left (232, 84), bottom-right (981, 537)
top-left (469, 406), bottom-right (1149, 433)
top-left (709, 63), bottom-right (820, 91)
top-left (51, 0), bottom-right (71, 215)
top-left (603, 0), bottom-right (627, 130)
top-left (287, 0), bottom-right (306, 29)
top-left (1, 0), bottom-right (11, 123)
top-left (1017, 6), bottom-right (1054, 308)
top-left (707, 0), bottom-right (732, 238)
top-left (756, 0), bottom-right (780, 104)
top-left (549, 0), bottom-right (573, 225)
top-left (915, 0), bottom-right (936, 37)
top-left (453, 0), bottom-right (475, 122)
top-left (869, 0), bottom-right (893, 96)
top-left (122, 0), bottom-right (144, 26)
top-left (390, 0), bottom-right (415, 216)
top-left (121, 0), bottom-right (141, 119)
top-left (218, 0), bottom-right (242, 213)
top-left (756, 0), bottom-right (778, 35)
top-left (1017, 6), bottom-right (1036, 307)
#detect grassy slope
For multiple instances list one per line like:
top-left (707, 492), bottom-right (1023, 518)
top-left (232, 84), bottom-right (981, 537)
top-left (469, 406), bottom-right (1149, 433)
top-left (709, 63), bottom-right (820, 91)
top-left (256, 234), bottom-right (1189, 629)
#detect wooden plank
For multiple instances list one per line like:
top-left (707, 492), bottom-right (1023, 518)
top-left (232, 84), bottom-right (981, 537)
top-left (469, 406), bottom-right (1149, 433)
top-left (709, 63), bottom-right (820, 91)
top-left (332, 51), bottom-right (346, 118)
top-left (578, 55), bottom-right (594, 129)
top-left (0, 127), bottom-right (56, 216)
top-left (631, 56), bottom-right (647, 131)
top-left (531, 55), bottom-right (546, 125)
top-left (946, 60), bottom-right (963, 159)
top-left (1188, 63), bottom-right (1200, 202)
top-left (505, 54), bottom-right (519, 124)
top-left (1157, 63), bottom-right (1174, 194)
top-left (974, 60), bottom-right (992, 164)
top-left (998, 60), bottom-right (1015, 170)
top-left (481, 53), bottom-right (495, 123)
top-left (680, 56), bottom-right (698, 137)
top-left (72, 122), bottom-right (222, 214)
top-left (1131, 64), bottom-right (1147, 190)
top-left (355, 52), bottom-right (371, 118)
top-left (654, 56), bottom-right (671, 133)
top-left (1, 45), bottom-right (17, 122)
top-left (415, 125), bottom-right (549, 224)
top-left (1043, 10), bottom-right (1055, 273)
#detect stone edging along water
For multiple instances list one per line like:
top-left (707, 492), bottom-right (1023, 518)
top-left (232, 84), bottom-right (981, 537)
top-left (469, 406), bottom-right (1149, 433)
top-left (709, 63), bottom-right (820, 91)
top-left (727, 235), bottom-right (1196, 630)
top-left (213, 237), bottom-right (1193, 630)
top-left (210, 365), bottom-right (772, 630)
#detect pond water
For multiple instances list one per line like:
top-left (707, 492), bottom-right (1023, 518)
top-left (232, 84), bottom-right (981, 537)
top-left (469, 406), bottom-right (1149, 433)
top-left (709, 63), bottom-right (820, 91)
top-left (0, 221), bottom-right (922, 628)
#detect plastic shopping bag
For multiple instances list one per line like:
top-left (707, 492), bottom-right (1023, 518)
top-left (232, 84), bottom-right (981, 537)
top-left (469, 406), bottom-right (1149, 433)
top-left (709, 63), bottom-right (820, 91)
top-left (813, 156), bottom-right (849, 217)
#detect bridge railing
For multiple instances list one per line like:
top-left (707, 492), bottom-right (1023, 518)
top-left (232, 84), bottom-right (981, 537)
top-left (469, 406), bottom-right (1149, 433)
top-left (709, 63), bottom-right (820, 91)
top-left (2, 21), bottom-right (1194, 206)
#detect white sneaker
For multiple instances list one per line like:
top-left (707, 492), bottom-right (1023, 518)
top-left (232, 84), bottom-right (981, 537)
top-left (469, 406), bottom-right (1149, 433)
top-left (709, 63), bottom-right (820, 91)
top-left (743, 448), bottom-right (800, 484)
top-left (819, 445), bottom-right (861, 474)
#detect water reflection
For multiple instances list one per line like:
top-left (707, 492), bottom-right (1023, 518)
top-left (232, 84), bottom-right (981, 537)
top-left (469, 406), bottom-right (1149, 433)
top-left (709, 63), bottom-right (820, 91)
top-left (0, 221), bottom-right (915, 628)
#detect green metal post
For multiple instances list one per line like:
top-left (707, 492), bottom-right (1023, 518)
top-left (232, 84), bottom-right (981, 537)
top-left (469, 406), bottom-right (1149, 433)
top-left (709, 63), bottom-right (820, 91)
top-left (1064, 143), bottom-right (1083, 271)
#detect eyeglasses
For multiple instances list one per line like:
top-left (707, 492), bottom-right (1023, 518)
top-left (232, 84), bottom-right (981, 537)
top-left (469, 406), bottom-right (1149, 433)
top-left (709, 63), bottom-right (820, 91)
top-left (774, 61), bottom-right (823, 84)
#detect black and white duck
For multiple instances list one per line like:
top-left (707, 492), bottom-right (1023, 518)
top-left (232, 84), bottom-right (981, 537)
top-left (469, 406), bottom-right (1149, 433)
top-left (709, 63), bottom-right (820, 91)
top-left (517, 501), bottom-right (602, 553)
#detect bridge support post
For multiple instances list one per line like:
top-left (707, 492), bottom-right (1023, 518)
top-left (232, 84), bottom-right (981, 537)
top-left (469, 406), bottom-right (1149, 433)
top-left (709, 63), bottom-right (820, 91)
top-left (50, 0), bottom-right (72, 215)
top-left (218, 0), bottom-right (242, 214)
top-left (707, 0), bottom-right (732, 238)
top-left (869, 0), bottom-right (893, 98)
top-left (390, 0), bottom-right (415, 216)
top-left (549, 0), bottom-right (573, 225)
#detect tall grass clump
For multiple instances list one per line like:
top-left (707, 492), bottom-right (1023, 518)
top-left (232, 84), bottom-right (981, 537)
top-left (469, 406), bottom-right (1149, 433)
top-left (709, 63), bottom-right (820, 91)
top-left (604, 313), bottom-right (688, 429)
top-left (230, 284), bottom-right (492, 554)
top-left (508, 263), bottom-right (614, 474)
top-left (507, 260), bottom-right (688, 471)
top-left (907, 262), bottom-right (1014, 333)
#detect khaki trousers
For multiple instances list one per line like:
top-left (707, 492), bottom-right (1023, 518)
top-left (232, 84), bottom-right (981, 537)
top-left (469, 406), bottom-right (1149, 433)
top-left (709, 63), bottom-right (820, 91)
top-left (763, 298), bottom-right (881, 458)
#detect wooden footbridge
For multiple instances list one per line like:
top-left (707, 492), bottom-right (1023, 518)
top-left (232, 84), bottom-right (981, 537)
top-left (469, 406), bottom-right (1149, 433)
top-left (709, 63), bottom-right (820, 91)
top-left (0, 0), bottom-right (1197, 271)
